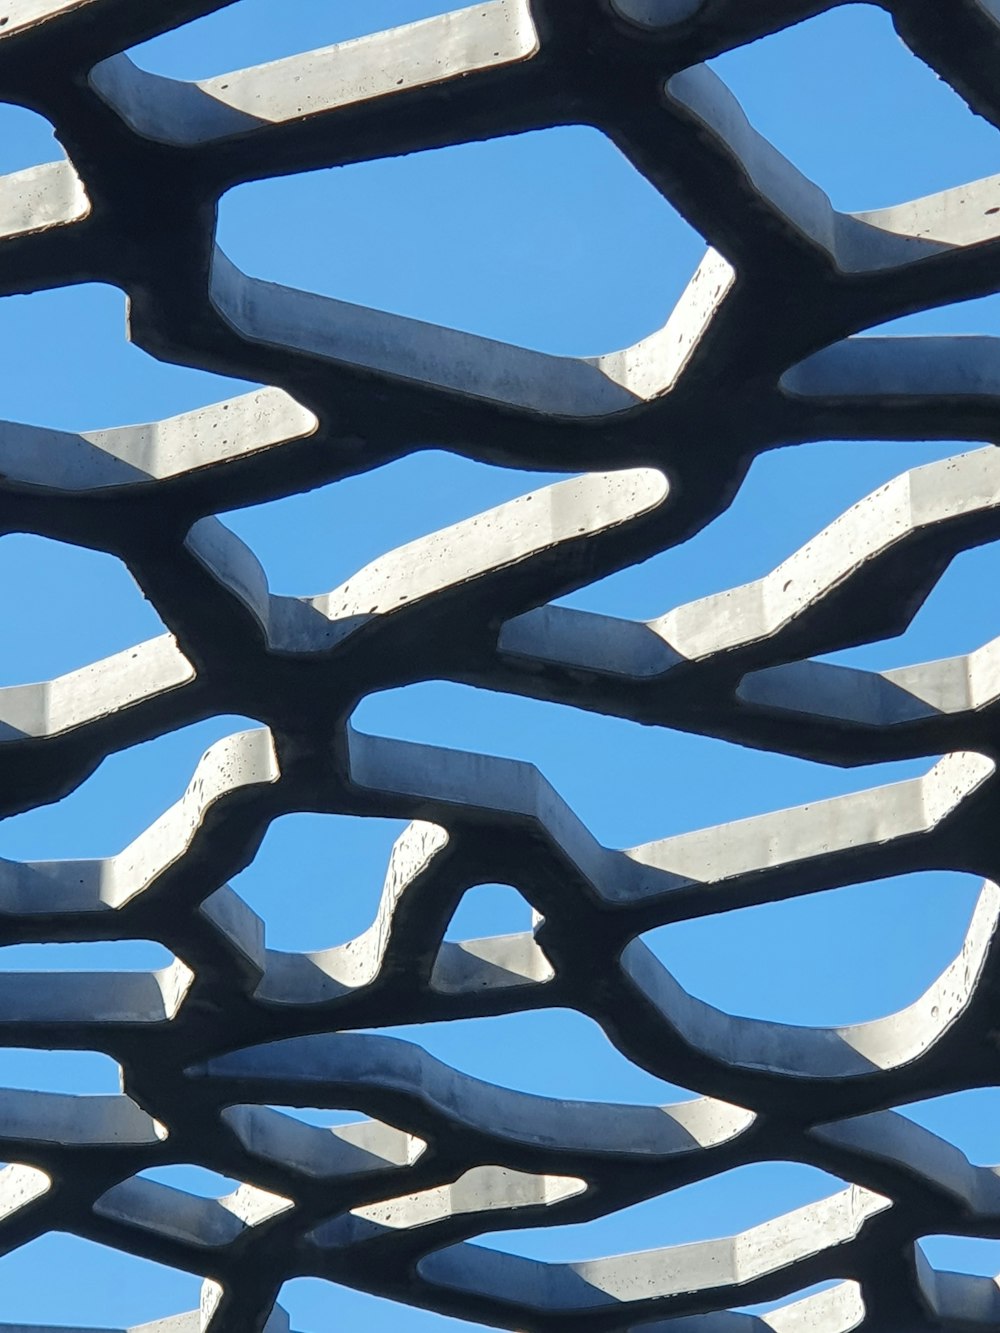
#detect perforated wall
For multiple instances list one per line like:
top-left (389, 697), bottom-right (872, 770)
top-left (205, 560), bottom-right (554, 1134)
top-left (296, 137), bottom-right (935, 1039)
top-left (2, 1), bottom-right (1000, 1330)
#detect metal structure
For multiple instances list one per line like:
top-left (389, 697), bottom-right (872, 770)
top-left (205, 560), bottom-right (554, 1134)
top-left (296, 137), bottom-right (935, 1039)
top-left (2, 0), bottom-right (1000, 1328)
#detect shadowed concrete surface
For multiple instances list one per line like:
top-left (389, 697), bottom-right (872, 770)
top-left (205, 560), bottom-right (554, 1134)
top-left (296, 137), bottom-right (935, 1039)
top-left (1, 0), bottom-right (1000, 1329)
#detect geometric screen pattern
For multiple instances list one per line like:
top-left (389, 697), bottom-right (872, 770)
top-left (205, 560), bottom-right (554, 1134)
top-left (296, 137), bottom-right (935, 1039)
top-left (3, 1), bottom-right (1000, 1329)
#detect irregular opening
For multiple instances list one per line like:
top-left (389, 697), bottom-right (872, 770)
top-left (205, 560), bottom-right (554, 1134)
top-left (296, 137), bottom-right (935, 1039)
top-left (219, 127), bottom-right (703, 356)
top-left (130, 0), bottom-right (465, 79)
top-left (644, 872), bottom-right (982, 1027)
top-left (0, 284), bottom-right (257, 431)
top-left (478, 1161), bottom-right (845, 1261)
top-left (370, 1008), bottom-right (695, 1104)
top-left (444, 884), bottom-right (535, 941)
top-left (139, 1164), bottom-right (243, 1197)
top-left (0, 715), bottom-right (260, 860)
top-left (0, 940), bottom-right (172, 970)
top-left (736, 1279), bottom-right (849, 1317)
top-left (0, 103), bottom-right (63, 174)
top-left (355, 683), bottom-right (928, 849)
top-left (865, 289), bottom-right (1000, 336)
top-left (268, 1106), bottom-right (370, 1128)
top-left (0, 1232), bottom-right (200, 1326)
top-left (0, 536), bottom-right (165, 688)
top-left (280, 1276), bottom-right (493, 1331)
top-left (820, 542), bottom-right (1000, 672)
top-left (708, 5), bottom-right (999, 212)
top-left (557, 437), bottom-right (964, 622)
top-left (900, 1089), bottom-right (1000, 1166)
top-left (919, 1235), bottom-right (1000, 1277)
top-left (222, 451), bottom-right (565, 597)
top-left (229, 812), bottom-right (408, 952)
top-left (0, 1049), bottom-right (121, 1094)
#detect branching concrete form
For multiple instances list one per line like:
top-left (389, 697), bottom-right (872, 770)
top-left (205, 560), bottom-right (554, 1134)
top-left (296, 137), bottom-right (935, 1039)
top-left (0, 0), bottom-right (998, 1329)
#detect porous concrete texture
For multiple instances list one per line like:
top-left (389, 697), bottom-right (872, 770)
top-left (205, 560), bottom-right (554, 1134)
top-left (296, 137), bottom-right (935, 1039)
top-left (1, 0), bottom-right (999, 1330)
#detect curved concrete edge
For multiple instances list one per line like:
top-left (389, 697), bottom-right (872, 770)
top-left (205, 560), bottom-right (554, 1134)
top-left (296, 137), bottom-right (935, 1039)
top-left (182, 467), bottom-right (668, 658)
top-left (89, 3), bottom-right (540, 148)
top-left (207, 247), bottom-right (641, 419)
top-left (622, 875), bottom-right (1000, 1083)
top-left (413, 1186), bottom-right (889, 1321)
top-left (187, 1030), bottom-right (755, 1165)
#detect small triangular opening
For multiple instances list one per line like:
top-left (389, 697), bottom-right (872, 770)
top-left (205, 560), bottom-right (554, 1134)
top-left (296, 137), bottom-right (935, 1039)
top-left (444, 883), bottom-right (535, 941)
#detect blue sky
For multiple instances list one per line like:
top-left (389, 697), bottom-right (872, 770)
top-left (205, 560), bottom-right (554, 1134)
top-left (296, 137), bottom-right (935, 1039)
top-left (1, 1), bottom-right (1000, 1327)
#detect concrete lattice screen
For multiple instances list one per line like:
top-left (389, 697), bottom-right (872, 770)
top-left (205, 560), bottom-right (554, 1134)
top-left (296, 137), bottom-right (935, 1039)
top-left (4, 0), bottom-right (1000, 1329)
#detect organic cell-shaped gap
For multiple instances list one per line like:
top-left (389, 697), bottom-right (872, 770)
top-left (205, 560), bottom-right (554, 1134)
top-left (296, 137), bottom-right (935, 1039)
top-left (130, 0), bottom-right (464, 78)
top-left (0, 103), bottom-right (63, 174)
top-left (268, 1106), bottom-right (370, 1128)
top-left (355, 684), bottom-right (929, 849)
top-left (820, 541), bottom-right (1000, 672)
top-left (866, 289), bottom-right (1000, 336)
top-left (644, 871), bottom-right (982, 1028)
top-left (219, 127), bottom-right (703, 356)
top-left (445, 884), bottom-right (535, 941)
top-left (369, 1008), bottom-right (695, 1104)
top-left (0, 536), bottom-right (165, 688)
top-left (222, 451), bottom-right (565, 598)
top-left (0, 940), bottom-right (171, 970)
top-left (708, 5), bottom-right (999, 211)
top-left (281, 1277), bottom-right (493, 1332)
top-left (919, 1235), bottom-right (1000, 1277)
top-left (229, 812), bottom-right (408, 952)
top-left (139, 1164), bottom-right (244, 1196)
top-left (735, 1279), bottom-right (850, 1317)
top-left (0, 1232), bottom-right (200, 1326)
top-left (0, 283), bottom-right (257, 430)
top-left (476, 1162), bottom-right (845, 1263)
top-left (0, 1049), bottom-right (120, 1094)
top-left (900, 1088), bottom-right (1000, 1165)
top-left (558, 437), bottom-right (971, 622)
top-left (0, 715), bottom-right (260, 860)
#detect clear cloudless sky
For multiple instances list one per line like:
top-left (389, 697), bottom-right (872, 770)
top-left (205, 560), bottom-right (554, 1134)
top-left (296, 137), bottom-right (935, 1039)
top-left (1, 1), bottom-right (1000, 1326)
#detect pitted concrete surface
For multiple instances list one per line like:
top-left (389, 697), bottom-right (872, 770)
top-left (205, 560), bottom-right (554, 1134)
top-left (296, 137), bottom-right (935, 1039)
top-left (1, 1), bottom-right (1000, 1330)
